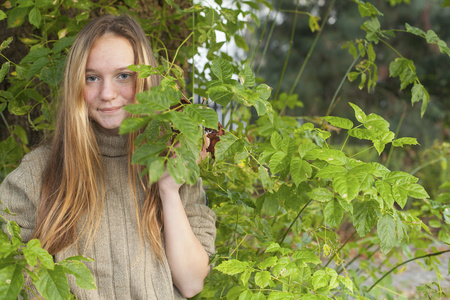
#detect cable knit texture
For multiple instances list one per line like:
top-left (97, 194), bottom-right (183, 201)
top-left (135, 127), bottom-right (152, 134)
top-left (0, 125), bottom-right (216, 300)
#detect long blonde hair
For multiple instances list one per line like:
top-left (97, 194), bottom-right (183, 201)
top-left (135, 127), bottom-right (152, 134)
top-left (32, 15), bottom-right (164, 258)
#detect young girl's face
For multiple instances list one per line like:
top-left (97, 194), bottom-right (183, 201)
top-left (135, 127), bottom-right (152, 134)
top-left (84, 34), bottom-right (136, 135)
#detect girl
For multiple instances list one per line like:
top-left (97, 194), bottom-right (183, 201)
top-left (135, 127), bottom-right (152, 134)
top-left (0, 15), bottom-right (216, 299)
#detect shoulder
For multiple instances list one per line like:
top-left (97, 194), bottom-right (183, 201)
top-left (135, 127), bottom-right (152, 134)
top-left (0, 145), bottom-right (50, 204)
top-left (12, 145), bottom-right (50, 176)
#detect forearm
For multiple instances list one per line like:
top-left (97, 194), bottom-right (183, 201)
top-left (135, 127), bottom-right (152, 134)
top-left (160, 189), bottom-right (210, 298)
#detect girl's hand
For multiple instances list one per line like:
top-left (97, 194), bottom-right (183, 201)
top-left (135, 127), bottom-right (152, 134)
top-left (157, 133), bottom-right (210, 196)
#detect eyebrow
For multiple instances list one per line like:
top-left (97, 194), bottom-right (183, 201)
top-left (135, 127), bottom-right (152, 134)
top-left (85, 67), bottom-right (133, 73)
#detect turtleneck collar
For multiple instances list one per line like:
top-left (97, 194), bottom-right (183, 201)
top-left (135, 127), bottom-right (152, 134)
top-left (92, 121), bottom-right (129, 157)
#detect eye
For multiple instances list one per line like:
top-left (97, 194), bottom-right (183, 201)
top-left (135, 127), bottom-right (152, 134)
top-left (86, 75), bottom-right (98, 82)
top-left (118, 73), bottom-right (132, 80)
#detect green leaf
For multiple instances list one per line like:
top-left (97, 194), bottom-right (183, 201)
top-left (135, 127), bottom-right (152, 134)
top-left (405, 184), bottom-right (429, 199)
top-left (135, 86), bottom-right (181, 111)
top-left (405, 23), bottom-right (425, 36)
top-left (207, 85), bottom-right (233, 107)
top-left (308, 15), bottom-right (320, 32)
top-left (389, 58), bottom-right (417, 90)
top-left (269, 151), bottom-right (287, 174)
top-left (308, 188), bottom-right (333, 203)
top-left (183, 104), bottom-right (218, 129)
top-left (315, 165), bottom-right (346, 179)
top-left (29, 7), bottom-right (41, 28)
top-left (239, 290), bottom-right (253, 300)
top-left (309, 148), bottom-right (347, 165)
top-left (312, 270), bottom-right (329, 290)
top-left (332, 173), bottom-right (360, 201)
top-left (322, 116), bottom-right (353, 130)
top-left (0, 62), bottom-right (9, 83)
top-left (392, 185), bottom-right (408, 208)
top-left (265, 242), bottom-right (280, 253)
top-left (0, 37), bottom-right (13, 51)
top-left (324, 199), bottom-right (344, 228)
top-left (392, 137), bottom-right (419, 147)
top-left (255, 84), bottom-right (272, 101)
top-left (59, 258), bottom-right (96, 290)
top-left (298, 142), bottom-right (318, 159)
top-left (0, 262), bottom-right (25, 300)
top-left (165, 111), bottom-right (200, 143)
top-left (292, 250), bottom-right (322, 265)
top-left (290, 157), bottom-right (312, 185)
top-left (36, 0), bottom-right (53, 7)
top-left (0, 10), bottom-right (6, 21)
top-left (349, 102), bottom-right (367, 123)
top-left (267, 291), bottom-right (295, 300)
top-left (119, 116), bottom-right (151, 135)
top-left (353, 200), bottom-right (379, 236)
top-left (270, 131), bottom-right (282, 150)
top-left (211, 59), bottom-right (233, 81)
top-left (7, 7), bottom-right (28, 28)
top-left (348, 128), bottom-right (377, 141)
top-left (338, 275), bottom-right (353, 292)
top-left (40, 57), bottom-right (65, 86)
top-left (411, 83), bottom-right (430, 117)
top-left (258, 257), bottom-right (278, 270)
top-left (255, 271), bottom-right (271, 288)
top-left (378, 213), bottom-right (397, 254)
top-left (131, 142), bottom-right (166, 166)
top-left (375, 180), bottom-right (394, 208)
top-left (23, 239), bottom-right (54, 269)
top-left (34, 265), bottom-right (71, 300)
top-left (52, 36), bottom-right (76, 54)
top-left (215, 259), bottom-right (250, 275)
top-left (215, 134), bottom-right (245, 162)
top-left (238, 64), bottom-right (255, 88)
top-left (235, 35), bottom-right (249, 51)
top-left (21, 47), bottom-right (52, 64)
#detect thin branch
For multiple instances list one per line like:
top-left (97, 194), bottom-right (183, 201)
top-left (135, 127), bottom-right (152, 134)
top-left (367, 249), bottom-right (450, 292)
top-left (279, 199), bottom-right (313, 244)
top-left (324, 230), bottom-right (357, 268)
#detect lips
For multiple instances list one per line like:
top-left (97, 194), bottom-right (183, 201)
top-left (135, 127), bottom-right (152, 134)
top-left (98, 106), bottom-right (122, 114)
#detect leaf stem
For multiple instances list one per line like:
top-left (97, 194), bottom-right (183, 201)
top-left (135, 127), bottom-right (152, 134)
top-left (324, 230), bottom-right (357, 268)
top-left (0, 111), bottom-right (12, 135)
top-left (256, 0), bottom-right (283, 77)
top-left (289, 0), bottom-right (335, 97)
top-left (326, 52), bottom-right (361, 117)
top-left (385, 103), bottom-right (406, 168)
top-left (410, 157), bottom-right (445, 176)
top-left (274, 0), bottom-right (300, 101)
top-left (367, 249), bottom-right (450, 292)
top-left (349, 146), bottom-right (375, 158)
top-left (279, 199), bottom-right (313, 244)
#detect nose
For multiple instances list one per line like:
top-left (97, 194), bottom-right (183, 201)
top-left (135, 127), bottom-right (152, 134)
top-left (100, 79), bottom-right (118, 101)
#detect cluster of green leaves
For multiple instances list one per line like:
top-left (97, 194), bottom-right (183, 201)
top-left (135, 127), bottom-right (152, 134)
top-left (0, 207), bottom-right (96, 300)
top-left (345, 0), bottom-right (450, 117)
top-left (195, 56), bottom-right (434, 298)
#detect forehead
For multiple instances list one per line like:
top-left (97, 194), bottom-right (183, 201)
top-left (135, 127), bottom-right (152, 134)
top-left (86, 34), bottom-right (135, 70)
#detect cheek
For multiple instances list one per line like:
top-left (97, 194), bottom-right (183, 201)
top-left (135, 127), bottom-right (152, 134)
top-left (120, 85), bottom-right (136, 103)
top-left (83, 87), bottom-right (96, 106)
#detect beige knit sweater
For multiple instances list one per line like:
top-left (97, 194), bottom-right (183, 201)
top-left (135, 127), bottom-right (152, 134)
top-left (0, 127), bottom-right (216, 299)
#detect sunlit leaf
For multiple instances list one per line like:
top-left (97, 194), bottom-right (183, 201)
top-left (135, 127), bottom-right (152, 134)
top-left (378, 213), bottom-right (397, 254)
top-left (353, 200), bottom-right (379, 236)
top-left (324, 199), bottom-right (344, 228)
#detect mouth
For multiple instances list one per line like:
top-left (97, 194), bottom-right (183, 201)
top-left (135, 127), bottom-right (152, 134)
top-left (98, 106), bottom-right (122, 114)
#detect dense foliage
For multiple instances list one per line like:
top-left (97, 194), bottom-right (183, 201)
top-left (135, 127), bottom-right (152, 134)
top-left (1, 0), bottom-right (449, 299)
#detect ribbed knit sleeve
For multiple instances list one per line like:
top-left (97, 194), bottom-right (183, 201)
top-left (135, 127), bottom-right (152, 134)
top-left (0, 147), bottom-right (48, 242)
top-left (179, 179), bottom-right (216, 257)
